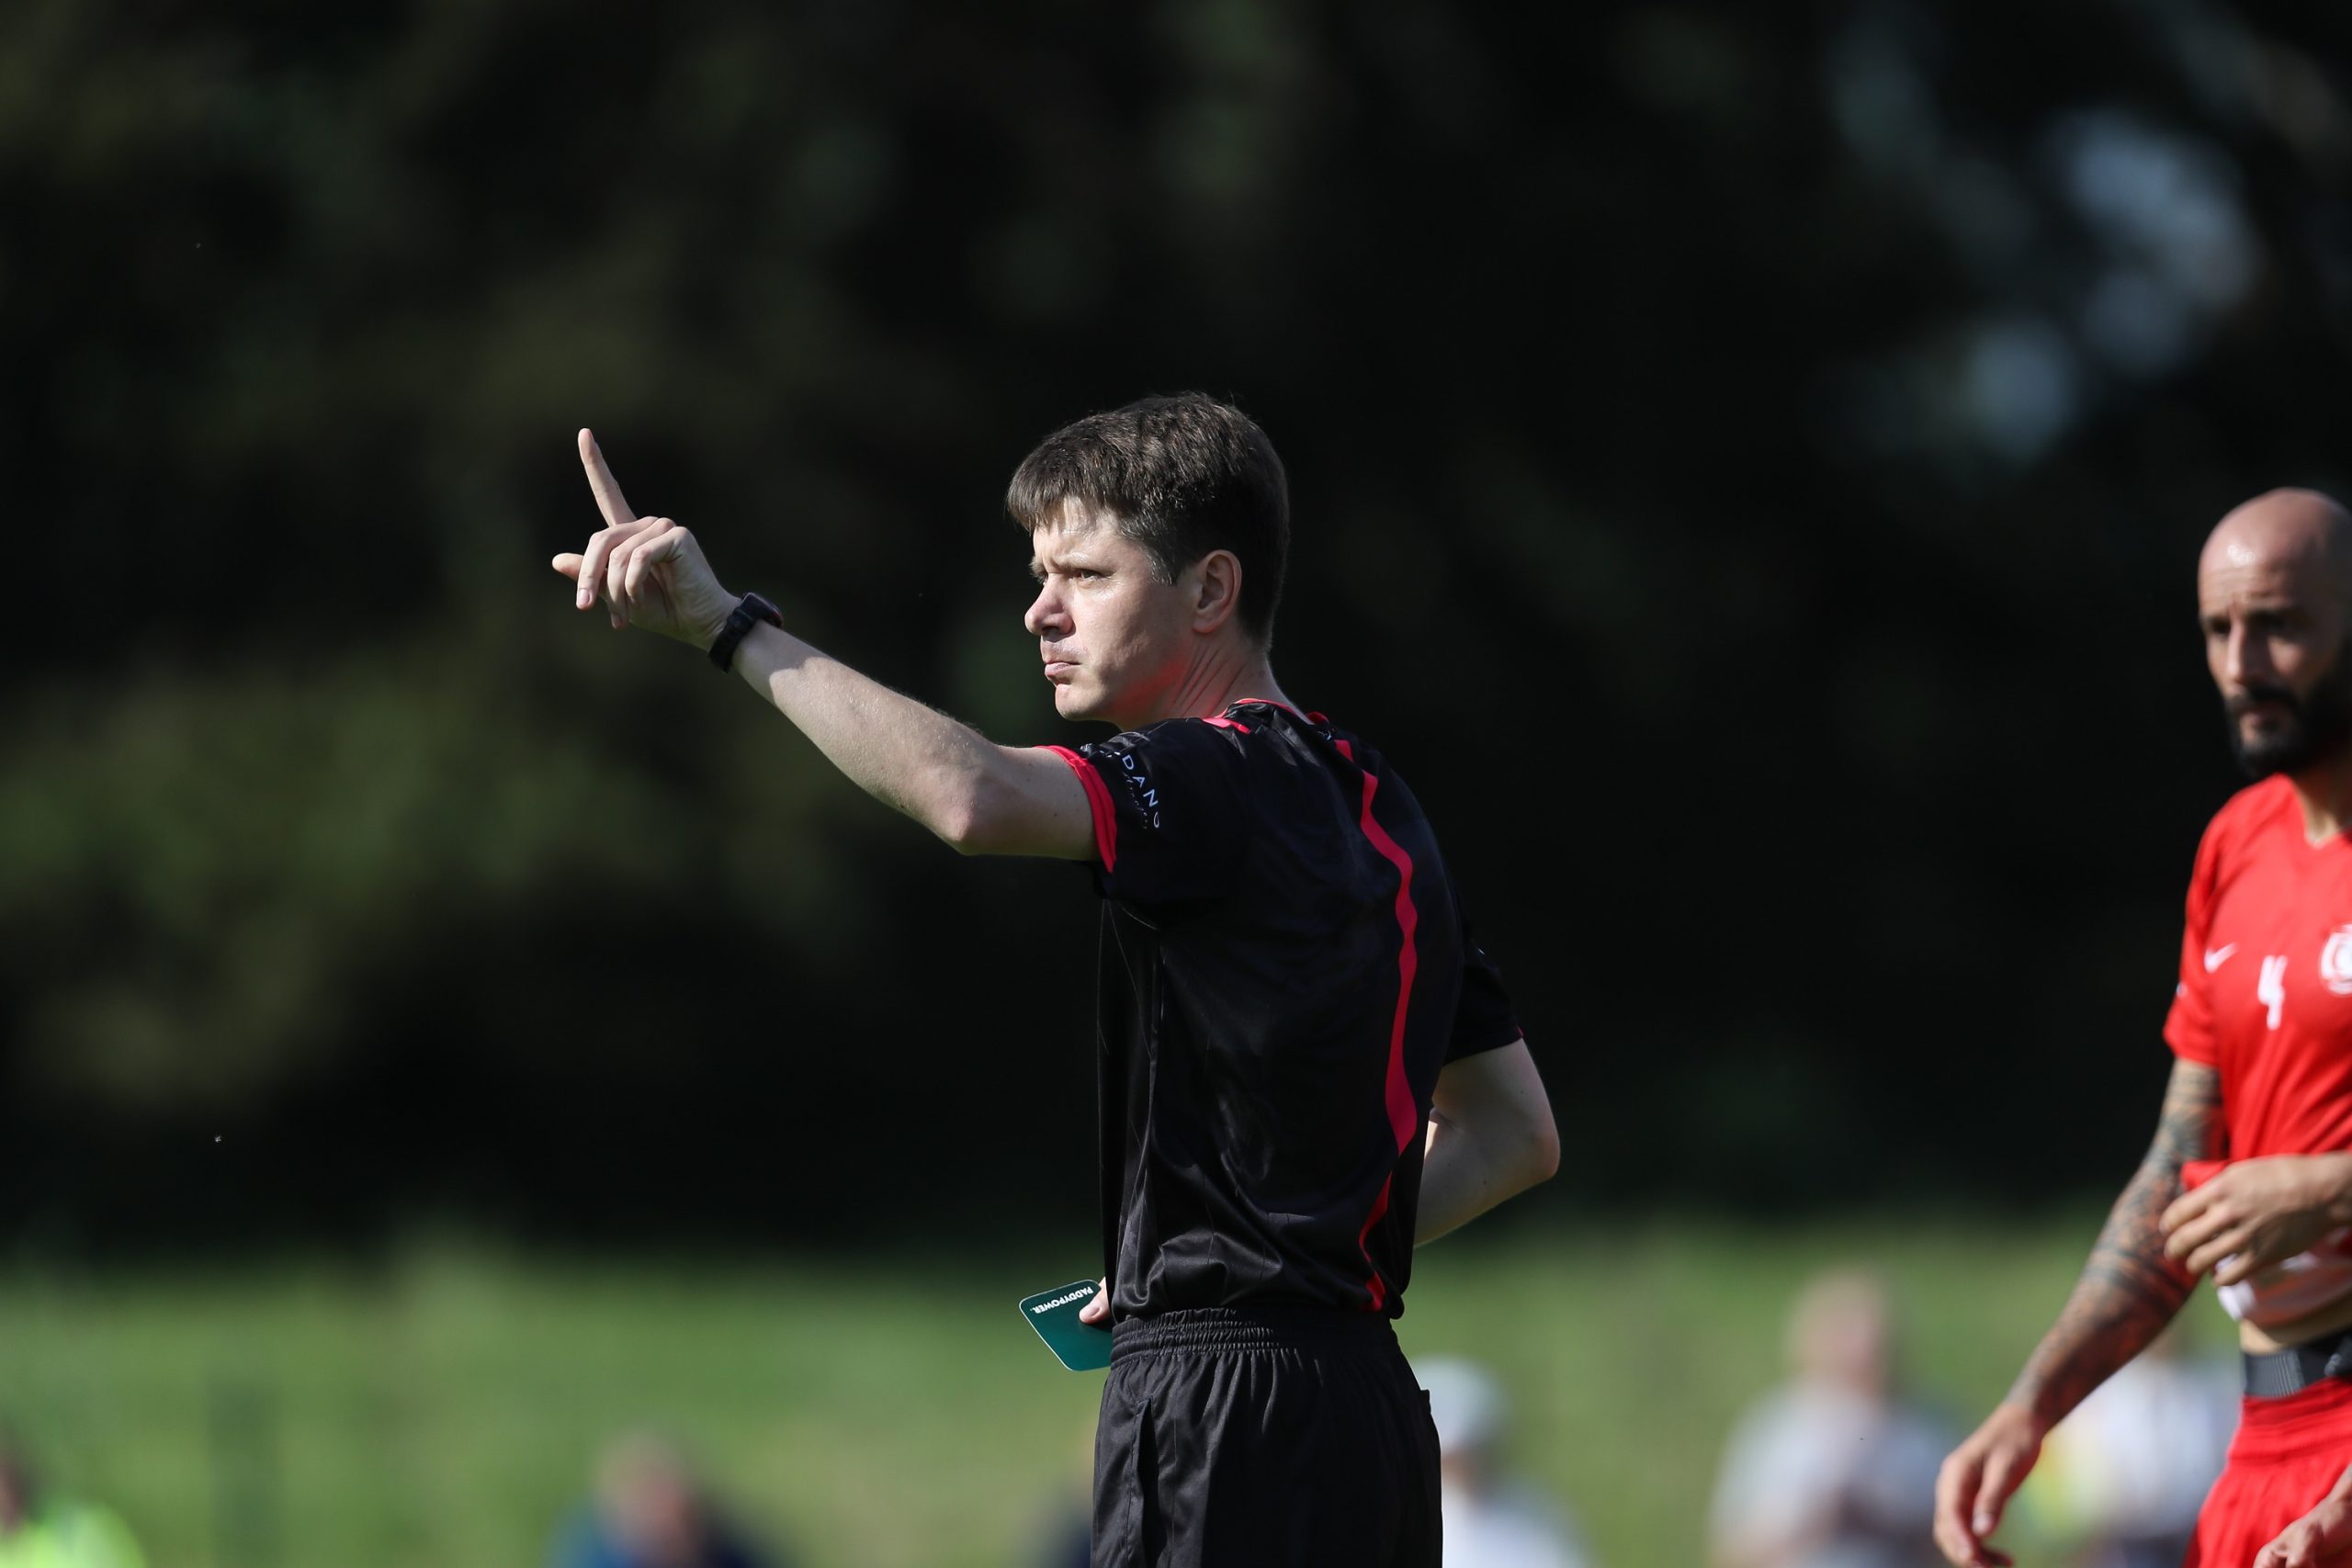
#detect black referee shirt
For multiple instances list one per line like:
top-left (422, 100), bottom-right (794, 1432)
top-left (1047, 699), bottom-right (1521, 1321)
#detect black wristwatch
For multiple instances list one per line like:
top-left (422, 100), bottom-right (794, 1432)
top-left (708, 592), bottom-right (784, 671)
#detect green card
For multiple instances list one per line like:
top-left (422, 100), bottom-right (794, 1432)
top-left (1020, 1279), bottom-right (1113, 1371)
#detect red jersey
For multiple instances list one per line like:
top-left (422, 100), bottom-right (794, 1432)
top-left (2165, 775), bottom-right (2352, 1324)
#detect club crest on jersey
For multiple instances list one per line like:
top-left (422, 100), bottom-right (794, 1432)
top-left (2322, 927), bottom-right (2352, 995)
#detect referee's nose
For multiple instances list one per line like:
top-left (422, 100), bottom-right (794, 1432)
top-left (1025, 579), bottom-right (1070, 641)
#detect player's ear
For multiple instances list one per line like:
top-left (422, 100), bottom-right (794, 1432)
top-left (1191, 549), bottom-right (1243, 636)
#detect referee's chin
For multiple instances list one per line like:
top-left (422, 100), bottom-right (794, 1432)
top-left (1051, 679), bottom-right (1108, 726)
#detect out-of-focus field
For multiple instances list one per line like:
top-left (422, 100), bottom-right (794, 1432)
top-left (0, 1217), bottom-right (2235, 1568)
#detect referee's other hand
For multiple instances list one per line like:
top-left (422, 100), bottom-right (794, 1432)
top-left (1080, 1280), bottom-right (1108, 1325)
top-left (1933, 1403), bottom-right (2042, 1567)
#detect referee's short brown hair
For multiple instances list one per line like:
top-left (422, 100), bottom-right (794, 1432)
top-left (1007, 393), bottom-right (1291, 643)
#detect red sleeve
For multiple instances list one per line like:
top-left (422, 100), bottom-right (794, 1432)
top-left (1036, 721), bottom-right (1249, 903)
top-left (1042, 745), bottom-right (1118, 872)
top-left (2163, 812), bottom-right (2226, 1066)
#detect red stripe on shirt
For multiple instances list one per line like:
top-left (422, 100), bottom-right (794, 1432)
top-left (1041, 745), bottom-right (1117, 873)
top-left (1342, 745), bottom-right (1422, 1311)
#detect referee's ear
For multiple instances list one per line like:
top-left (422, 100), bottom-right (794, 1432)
top-left (1187, 549), bottom-right (1244, 637)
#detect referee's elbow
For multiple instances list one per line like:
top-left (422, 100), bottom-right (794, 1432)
top-left (933, 807), bottom-right (984, 854)
top-left (1510, 1081), bottom-right (1560, 1189)
top-left (933, 780), bottom-right (1021, 857)
top-left (934, 808), bottom-right (997, 856)
top-left (926, 770), bottom-right (1001, 855)
top-left (1522, 1107), bottom-right (1561, 1188)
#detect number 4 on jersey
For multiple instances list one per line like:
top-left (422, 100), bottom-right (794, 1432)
top-left (2260, 953), bottom-right (2289, 1030)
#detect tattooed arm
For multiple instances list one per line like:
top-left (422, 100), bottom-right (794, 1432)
top-left (1929, 1058), bottom-right (2221, 1568)
top-left (2005, 1058), bottom-right (2220, 1416)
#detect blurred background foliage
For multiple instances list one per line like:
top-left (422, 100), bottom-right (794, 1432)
top-left (6, 0), bottom-right (2352, 1248)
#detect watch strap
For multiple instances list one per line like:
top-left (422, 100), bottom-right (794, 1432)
top-left (708, 592), bottom-right (784, 671)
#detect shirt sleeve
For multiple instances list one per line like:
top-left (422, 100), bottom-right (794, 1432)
top-left (1449, 907), bottom-right (1523, 1062)
top-left (2163, 813), bottom-right (2225, 1066)
top-left (1041, 718), bottom-right (1250, 905)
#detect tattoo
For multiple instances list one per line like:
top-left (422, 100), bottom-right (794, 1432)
top-left (2007, 1058), bottom-right (2221, 1425)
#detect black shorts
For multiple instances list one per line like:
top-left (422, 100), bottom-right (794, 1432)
top-left (1091, 1304), bottom-right (1442, 1568)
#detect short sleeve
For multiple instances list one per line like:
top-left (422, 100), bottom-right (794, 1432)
top-left (1449, 908), bottom-right (1522, 1062)
top-left (1042, 718), bottom-right (1250, 905)
top-left (2163, 814), bottom-right (2224, 1066)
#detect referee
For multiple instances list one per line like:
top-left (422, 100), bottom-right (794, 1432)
top-left (556, 393), bottom-right (1561, 1567)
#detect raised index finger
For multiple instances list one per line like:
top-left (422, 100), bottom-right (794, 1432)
top-left (578, 427), bottom-right (637, 528)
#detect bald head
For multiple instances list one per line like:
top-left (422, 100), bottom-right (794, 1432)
top-left (2201, 489), bottom-right (2352, 598)
top-left (2199, 490), bottom-right (2352, 779)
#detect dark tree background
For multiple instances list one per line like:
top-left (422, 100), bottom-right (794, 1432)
top-left (5, 0), bottom-right (2350, 1250)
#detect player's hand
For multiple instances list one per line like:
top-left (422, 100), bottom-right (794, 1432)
top-left (2162, 1154), bottom-right (2352, 1286)
top-left (552, 429), bottom-right (738, 649)
top-left (1079, 1278), bottom-right (1108, 1325)
top-left (2254, 1464), bottom-right (2352, 1568)
top-left (1934, 1403), bottom-right (2043, 1567)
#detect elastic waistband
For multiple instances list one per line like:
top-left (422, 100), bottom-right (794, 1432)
top-left (2244, 1327), bottom-right (2352, 1399)
top-left (1111, 1304), bottom-right (1397, 1363)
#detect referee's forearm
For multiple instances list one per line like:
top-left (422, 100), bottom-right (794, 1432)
top-left (729, 620), bottom-right (1004, 845)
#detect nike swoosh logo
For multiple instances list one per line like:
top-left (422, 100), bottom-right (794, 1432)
top-left (2205, 944), bottom-right (2238, 973)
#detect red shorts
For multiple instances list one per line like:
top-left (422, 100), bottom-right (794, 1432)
top-left (2187, 1379), bottom-right (2352, 1568)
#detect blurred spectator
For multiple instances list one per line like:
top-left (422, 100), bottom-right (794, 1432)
top-left (1035, 1509), bottom-right (1091, 1568)
top-left (2024, 1328), bottom-right (2236, 1568)
top-left (1418, 1357), bottom-right (1591, 1568)
top-left (1708, 1269), bottom-right (1950, 1568)
top-left (0, 1429), bottom-right (144, 1568)
top-left (549, 1434), bottom-right (780, 1568)
top-left (1026, 1420), bottom-right (1094, 1568)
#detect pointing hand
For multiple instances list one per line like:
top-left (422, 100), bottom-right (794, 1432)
top-left (552, 429), bottom-right (738, 649)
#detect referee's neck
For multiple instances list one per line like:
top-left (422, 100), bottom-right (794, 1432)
top-left (1145, 645), bottom-right (1294, 728)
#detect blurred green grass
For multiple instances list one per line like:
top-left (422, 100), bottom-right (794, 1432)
top-left (0, 1216), bottom-right (2236, 1568)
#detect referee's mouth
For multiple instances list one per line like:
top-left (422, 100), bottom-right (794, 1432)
top-left (1044, 660), bottom-right (1078, 682)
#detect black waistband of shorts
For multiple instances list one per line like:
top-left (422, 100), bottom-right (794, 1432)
top-left (1111, 1304), bottom-right (1397, 1363)
top-left (2244, 1327), bottom-right (2352, 1399)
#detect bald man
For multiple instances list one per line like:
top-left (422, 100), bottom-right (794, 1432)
top-left (1936, 490), bottom-right (2352, 1568)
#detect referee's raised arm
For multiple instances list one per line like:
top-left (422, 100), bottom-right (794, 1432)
top-left (553, 427), bottom-right (1097, 861)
